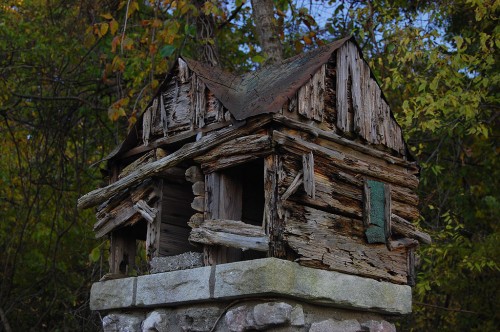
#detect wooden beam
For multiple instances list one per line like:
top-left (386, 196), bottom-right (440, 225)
top-left (189, 219), bottom-right (268, 252)
top-left (272, 114), bottom-right (417, 169)
top-left (281, 170), bottom-right (303, 201)
top-left (391, 214), bottom-right (432, 244)
top-left (78, 116), bottom-right (271, 209)
top-left (272, 130), bottom-right (419, 190)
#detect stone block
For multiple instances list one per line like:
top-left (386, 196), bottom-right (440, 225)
top-left (225, 305), bottom-right (255, 332)
top-left (102, 313), bottom-right (144, 332)
top-left (135, 266), bottom-right (211, 306)
top-left (253, 302), bottom-right (292, 328)
top-left (361, 320), bottom-right (397, 332)
top-left (177, 306), bottom-right (221, 332)
top-left (290, 305), bottom-right (305, 327)
top-left (90, 278), bottom-right (136, 310)
top-left (142, 310), bottom-right (174, 332)
top-left (150, 252), bottom-right (204, 273)
top-left (309, 319), bottom-right (361, 332)
top-left (214, 258), bottom-right (412, 314)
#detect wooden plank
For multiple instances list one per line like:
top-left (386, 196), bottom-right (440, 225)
top-left (272, 115), bottom-right (416, 167)
top-left (384, 183), bottom-right (392, 240)
top-left (284, 210), bottom-right (408, 284)
top-left (78, 116), bottom-right (271, 209)
top-left (192, 73), bottom-right (206, 129)
top-left (297, 75), bottom-right (311, 118)
top-left (133, 199), bottom-right (158, 223)
top-left (302, 152), bottom-right (315, 199)
top-left (265, 154), bottom-right (286, 258)
top-left (146, 181), bottom-right (162, 259)
top-left (194, 134), bottom-right (272, 166)
top-left (336, 43), bottom-right (349, 132)
top-left (349, 42), bottom-right (363, 136)
top-left (142, 106), bottom-right (153, 146)
top-left (119, 120), bottom-right (232, 160)
top-left (272, 130), bottom-right (419, 189)
top-left (281, 170), bottom-right (303, 201)
top-left (189, 228), bottom-right (268, 252)
top-left (177, 58), bottom-right (190, 83)
top-left (118, 150), bottom-right (156, 179)
top-left (391, 214), bottom-right (432, 244)
top-left (159, 92), bottom-right (168, 137)
top-left (360, 53), bottom-right (371, 140)
top-left (219, 173), bottom-right (243, 220)
top-left (109, 230), bottom-right (136, 275)
top-left (312, 64), bottom-right (326, 121)
top-left (407, 247), bottom-right (416, 286)
top-left (158, 223), bottom-right (195, 256)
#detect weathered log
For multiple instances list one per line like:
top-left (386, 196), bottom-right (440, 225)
top-left (284, 208), bottom-right (408, 284)
top-left (118, 150), bottom-right (156, 179)
top-left (133, 199), bottom-right (158, 223)
top-left (78, 116), bottom-right (271, 209)
top-left (272, 130), bottom-right (419, 189)
top-left (189, 219), bottom-right (268, 251)
top-left (185, 166), bottom-right (204, 183)
top-left (391, 214), bottom-right (432, 244)
top-left (119, 120), bottom-right (232, 160)
top-left (188, 213), bottom-right (204, 228)
top-left (388, 237), bottom-right (419, 251)
top-left (265, 154), bottom-right (286, 258)
top-left (272, 114), bottom-right (417, 169)
top-left (190, 196), bottom-right (205, 212)
top-left (192, 181), bottom-right (205, 196)
top-left (194, 134), bottom-right (272, 165)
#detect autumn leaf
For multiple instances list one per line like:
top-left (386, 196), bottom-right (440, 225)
top-left (109, 19), bottom-right (119, 35)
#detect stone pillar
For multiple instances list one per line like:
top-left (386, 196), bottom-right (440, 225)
top-left (91, 258), bottom-right (409, 331)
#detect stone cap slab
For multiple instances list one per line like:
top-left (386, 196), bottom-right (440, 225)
top-left (90, 258), bottom-right (411, 314)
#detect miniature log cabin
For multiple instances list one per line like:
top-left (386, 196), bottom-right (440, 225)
top-left (79, 36), bottom-right (430, 286)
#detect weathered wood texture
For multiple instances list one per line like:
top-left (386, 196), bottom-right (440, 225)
top-left (189, 219), bottom-right (268, 251)
top-left (335, 42), bottom-right (406, 155)
top-left (265, 154), bottom-right (286, 258)
top-left (194, 133), bottom-right (272, 173)
top-left (94, 180), bottom-right (159, 238)
top-left (158, 179), bottom-right (198, 256)
top-left (273, 130), bottom-right (419, 190)
top-left (138, 58), bottom-right (233, 152)
top-left (109, 230), bottom-right (137, 275)
top-left (202, 172), bottom-right (244, 264)
top-left (297, 64), bottom-right (325, 121)
top-left (283, 201), bottom-right (408, 284)
top-left (78, 116), bottom-right (271, 209)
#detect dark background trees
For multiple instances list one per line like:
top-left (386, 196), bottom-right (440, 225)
top-left (0, 0), bottom-right (498, 330)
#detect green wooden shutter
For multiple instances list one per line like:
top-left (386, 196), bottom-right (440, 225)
top-left (364, 180), bottom-right (391, 244)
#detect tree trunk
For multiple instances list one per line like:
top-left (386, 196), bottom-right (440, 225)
top-left (251, 0), bottom-right (283, 64)
top-left (194, 0), bottom-right (219, 66)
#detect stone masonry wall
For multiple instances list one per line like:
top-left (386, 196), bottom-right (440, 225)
top-left (92, 258), bottom-right (410, 332)
top-left (101, 299), bottom-right (397, 332)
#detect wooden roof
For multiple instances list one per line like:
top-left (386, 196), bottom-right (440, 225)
top-left (185, 36), bottom-right (351, 120)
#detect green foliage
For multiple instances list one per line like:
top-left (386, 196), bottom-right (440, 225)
top-left (0, 0), bottom-right (498, 330)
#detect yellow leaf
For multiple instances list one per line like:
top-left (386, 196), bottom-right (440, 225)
top-left (100, 13), bottom-right (113, 20)
top-left (303, 35), bottom-right (312, 45)
top-left (100, 22), bottom-right (109, 37)
top-left (110, 20), bottom-right (119, 35)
